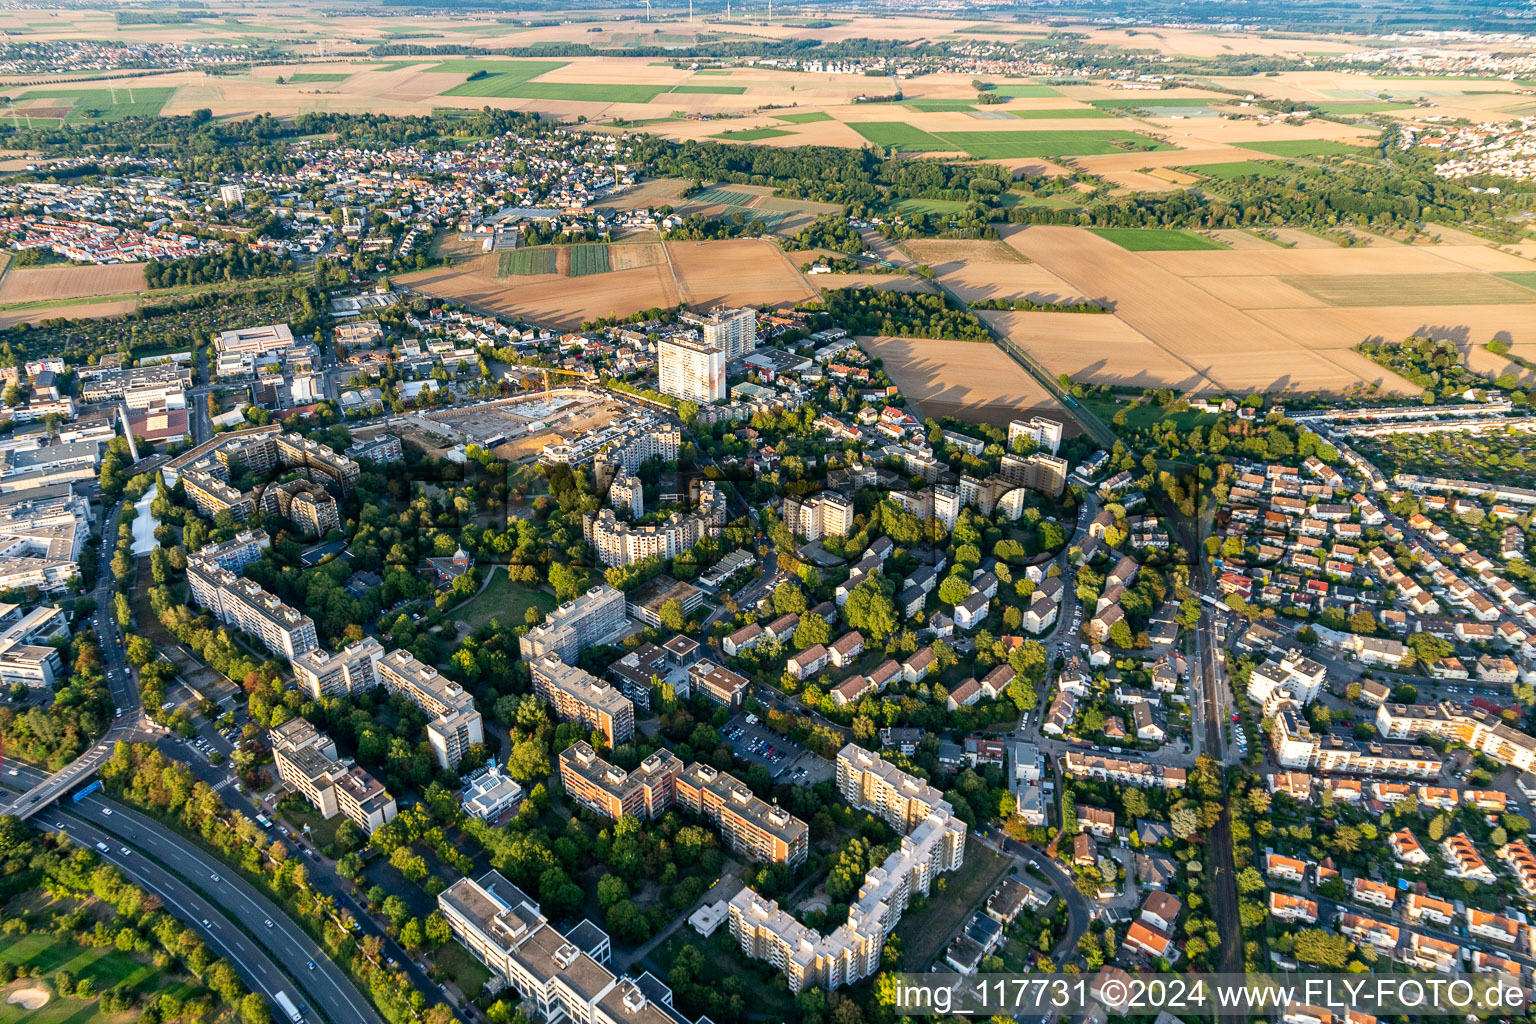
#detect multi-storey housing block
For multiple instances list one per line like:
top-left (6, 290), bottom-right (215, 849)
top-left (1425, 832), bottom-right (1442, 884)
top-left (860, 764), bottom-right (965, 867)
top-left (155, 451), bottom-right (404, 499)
top-left (558, 741), bottom-right (682, 822)
top-left (529, 654), bottom-right (635, 747)
top-left (518, 585), bottom-right (627, 664)
top-left (269, 717), bottom-right (397, 833)
top-left (675, 762), bottom-right (808, 867)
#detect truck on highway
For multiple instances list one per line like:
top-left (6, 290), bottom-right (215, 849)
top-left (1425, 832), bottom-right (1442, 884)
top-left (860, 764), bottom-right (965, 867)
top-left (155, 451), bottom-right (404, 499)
top-left (272, 990), bottom-right (303, 1024)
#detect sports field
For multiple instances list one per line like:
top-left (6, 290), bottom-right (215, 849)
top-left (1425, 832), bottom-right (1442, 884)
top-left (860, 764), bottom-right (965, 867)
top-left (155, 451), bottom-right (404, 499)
top-left (1087, 229), bottom-right (1227, 251)
top-left (1282, 273), bottom-right (1536, 307)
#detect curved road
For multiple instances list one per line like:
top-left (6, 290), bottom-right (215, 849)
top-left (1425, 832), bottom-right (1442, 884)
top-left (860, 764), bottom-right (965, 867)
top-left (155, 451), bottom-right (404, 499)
top-left (7, 765), bottom-right (380, 1024)
top-left (44, 809), bottom-right (299, 1018)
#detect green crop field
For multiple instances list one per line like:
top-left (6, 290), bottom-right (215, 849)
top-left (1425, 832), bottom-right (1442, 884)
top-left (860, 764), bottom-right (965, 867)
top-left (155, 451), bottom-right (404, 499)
top-left (690, 187), bottom-right (758, 206)
top-left (18, 86), bottom-right (174, 122)
top-left (905, 99), bottom-right (981, 112)
top-left (287, 72), bottom-right (350, 83)
top-left (500, 247), bottom-right (557, 276)
top-left (693, 69), bottom-right (731, 75)
top-left (568, 245), bottom-right (612, 277)
top-left (1088, 228), bottom-right (1228, 251)
top-left (1500, 272), bottom-right (1536, 293)
top-left (1008, 107), bottom-right (1116, 119)
top-left (988, 83), bottom-right (1059, 97)
top-left (424, 58), bottom-right (564, 76)
top-left (1313, 101), bottom-right (1413, 114)
top-left (437, 61), bottom-right (585, 98)
top-left (711, 128), bottom-right (793, 141)
top-left (1196, 160), bottom-right (1294, 180)
top-left (892, 197), bottom-right (973, 216)
top-left (1092, 97), bottom-right (1218, 109)
top-left (1284, 273), bottom-right (1536, 307)
top-left (775, 110), bottom-right (831, 123)
top-left (670, 84), bottom-right (746, 95)
top-left (512, 83), bottom-right (666, 102)
top-left (1243, 139), bottom-right (1372, 157)
top-left (932, 129), bottom-right (1171, 158)
top-left (847, 122), bottom-right (945, 151)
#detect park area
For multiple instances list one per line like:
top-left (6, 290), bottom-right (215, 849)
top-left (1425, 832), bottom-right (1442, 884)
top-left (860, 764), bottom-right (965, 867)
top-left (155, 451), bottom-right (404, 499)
top-left (450, 567), bottom-right (556, 634)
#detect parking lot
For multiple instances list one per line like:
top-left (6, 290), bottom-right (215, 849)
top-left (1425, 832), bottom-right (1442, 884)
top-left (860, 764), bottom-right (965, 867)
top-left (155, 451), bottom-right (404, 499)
top-left (724, 714), bottom-right (835, 784)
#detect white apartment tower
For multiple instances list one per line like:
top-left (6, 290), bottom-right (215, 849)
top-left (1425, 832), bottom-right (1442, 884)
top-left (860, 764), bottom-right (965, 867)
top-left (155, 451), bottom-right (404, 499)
top-left (658, 336), bottom-right (725, 403)
top-left (700, 308), bottom-right (757, 360)
top-left (1008, 416), bottom-right (1064, 456)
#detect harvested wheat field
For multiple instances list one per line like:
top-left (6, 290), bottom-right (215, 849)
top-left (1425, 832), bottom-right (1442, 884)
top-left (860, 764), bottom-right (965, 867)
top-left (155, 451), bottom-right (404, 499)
top-left (666, 238), bottom-right (815, 309)
top-left (939, 262), bottom-right (1094, 306)
top-left (397, 254), bottom-right (679, 329)
top-left (978, 310), bottom-right (1218, 391)
top-left (1207, 230), bottom-right (1283, 250)
top-left (0, 262), bottom-right (145, 303)
top-left (857, 334), bottom-right (1069, 428)
top-left (807, 274), bottom-right (936, 293)
top-left (998, 225), bottom-right (1423, 394)
top-left (901, 238), bottom-right (1029, 266)
top-left (0, 297), bottom-right (136, 328)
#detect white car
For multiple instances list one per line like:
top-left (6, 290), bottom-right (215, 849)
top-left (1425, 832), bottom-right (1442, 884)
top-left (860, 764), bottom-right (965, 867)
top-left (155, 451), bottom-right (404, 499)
top-left (100, 807), bottom-right (112, 816)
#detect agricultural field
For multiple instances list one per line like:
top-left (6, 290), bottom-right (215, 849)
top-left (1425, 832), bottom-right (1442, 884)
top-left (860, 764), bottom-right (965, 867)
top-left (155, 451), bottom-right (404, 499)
top-left (0, 263), bottom-right (147, 305)
top-left (1087, 229), bottom-right (1228, 251)
top-left (500, 248), bottom-right (557, 276)
top-left (1195, 160), bottom-right (1295, 180)
top-left (846, 122), bottom-right (1170, 157)
top-left (857, 334), bottom-right (1068, 427)
top-left (6, 85), bottom-right (173, 123)
top-left (286, 72), bottom-right (350, 83)
top-left (399, 253), bottom-right (679, 329)
top-left (1243, 139), bottom-right (1370, 157)
top-left (775, 110), bottom-right (832, 123)
top-left (568, 244), bottom-right (612, 277)
top-left (711, 127), bottom-right (793, 141)
top-left (1282, 273), bottom-right (1536, 307)
top-left (666, 238), bottom-right (815, 309)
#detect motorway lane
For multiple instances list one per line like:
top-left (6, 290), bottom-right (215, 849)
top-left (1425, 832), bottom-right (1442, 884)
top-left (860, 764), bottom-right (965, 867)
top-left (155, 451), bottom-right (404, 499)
top-left (45, 810), bottom-right (299, 1018)
top-left (5, 765), bottom-right (380, 1024)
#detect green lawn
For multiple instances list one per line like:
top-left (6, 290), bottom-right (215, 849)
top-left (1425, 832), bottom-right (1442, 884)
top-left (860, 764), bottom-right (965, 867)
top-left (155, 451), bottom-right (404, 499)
top-left (905, 99), bottom-right (980, 112)
top-left (1092, 96), bottom-right (1219, 109)
top-left (1080, 394), bottom-right (1219, 432)
top-left (286, 72), bottom-right (350, 83)
top-left (933, 129), bottom-right (1171, 158)
top-left (1499, 272), bottom-right (1536, 293)
top-left (987, 83), bottom-right (1059, 97)
top-left (669, 84), bottom-right (746, 95)
top-left (500, 247), bottom-right (557, 276)
top-left (1088, 228), bottom-right (1228, 251)
top-left (894, 837), bottom-right (1011, 969)
top-left (893, 197), bottom-right (973, 216)
top-left (432, 938), bottom-right (492, 997)
top-left (452, 567), bottom-right (556, 632)
top-left (775, 110), bottom-right (831, 123)
top-left (1243, 139), bottom-right (1371, 157)
top-left (18, 86), bottom-right (174, 122)
top-left (1008, 107), bottom-right (1116, 119)
top-left (847, 121), bottom-right (944, 151)
top-left (1196, 160), bottom-right (1294, 180)
top-left (711, 128), bottom-right (793, 141)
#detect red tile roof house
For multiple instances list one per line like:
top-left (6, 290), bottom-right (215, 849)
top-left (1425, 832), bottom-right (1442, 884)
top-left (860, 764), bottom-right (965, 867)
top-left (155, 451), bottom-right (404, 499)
top-left (828, 631), bottom-right (865, 668)
top-left (786, 644), bottom-right (828, 681)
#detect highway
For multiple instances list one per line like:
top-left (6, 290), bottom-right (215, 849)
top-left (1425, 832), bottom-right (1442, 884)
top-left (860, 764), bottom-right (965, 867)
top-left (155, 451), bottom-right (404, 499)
top-left (42, 809), bottom-right (299, 1017)
top-left (5, 764), bottom-right (382, 1024)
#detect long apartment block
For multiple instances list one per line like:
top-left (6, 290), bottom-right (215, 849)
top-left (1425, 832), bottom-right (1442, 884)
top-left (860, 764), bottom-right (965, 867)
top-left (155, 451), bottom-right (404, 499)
top-left (676, 762), bottom-right (808, 867)
top-left (1377, 701), bottom-right (1536, 771)
top-left (727, 745), bottom-right (966, 992)
top-left (292, 637), bottom-right (482, 770)
top-left (269, 717), bottom-right (397, 834)
top-left (376, 647), bottom-right (484, 769)
top-left (439, 871), bottom-right (705, 1024)
top-left (186, 560), bottom-right (317, 661)
top-left (558, 741), bottom-right (682, 822)
top-left (518, 585), bottom-right (627, 664)
top-left (529, 655), bottom-right (634, 747)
